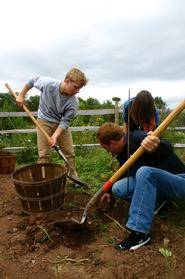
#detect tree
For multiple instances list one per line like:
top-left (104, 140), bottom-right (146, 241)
top-left (0, 93), bottom-right (17, 112)
top-left (112, 97), bottom-right (121, 103)
top-left (27, 95), bottom-right (40, 111)
top-left (154, 96), bottom-right (167, 111)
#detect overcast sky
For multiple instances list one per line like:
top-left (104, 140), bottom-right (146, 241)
top-left (1, 0), bottom-right (185, 108)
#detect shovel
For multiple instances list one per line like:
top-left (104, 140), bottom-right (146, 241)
top-left (72, 98), bottom-right (185, 224)
top-left (5, 83), bottom-right (89, 188)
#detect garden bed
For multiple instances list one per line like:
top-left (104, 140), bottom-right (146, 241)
top-left (0, 174), bottom-right (185, 279)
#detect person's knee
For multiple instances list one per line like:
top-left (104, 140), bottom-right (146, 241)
top-left (112, 180), bottom-right (127, 199)
top-left (112, 182), bottom-right (120, 197)
top-left (136, 166), bottom-right (154, 180)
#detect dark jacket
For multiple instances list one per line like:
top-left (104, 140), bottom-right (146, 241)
top-left (116, 130), bottom-right (185, 178)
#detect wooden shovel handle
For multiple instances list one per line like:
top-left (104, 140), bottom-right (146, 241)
top-left (103, 98), bottom-right (185, 190)
top-left (5, 83), bottom-right (51, 143)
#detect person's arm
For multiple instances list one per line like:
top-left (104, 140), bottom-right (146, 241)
top-left (16, 84), bottom-right (30, 107)
top-left (16, 75), bottom-right (43, 107)
top-left (51, 98), bottom-right (78, 146)
top-left (141, 132), bottom-right (160, 153)
top-left (50, 126), bottom-right (64, 146)
top-left (141, 131), bottom-right (173, 156)
top-left (132, 130), bottom-right (171, 156)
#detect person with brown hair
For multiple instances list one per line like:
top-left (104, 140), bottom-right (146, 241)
top-left (123, 90), bottom-right (159, 133)
top-left (16, 67), bottom-right (88, 181)
top-left (97, 123), bottom-right (185, 251)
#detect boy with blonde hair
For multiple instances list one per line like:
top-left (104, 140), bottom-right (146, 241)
top-left (16, 68), bottom-right (88, 181)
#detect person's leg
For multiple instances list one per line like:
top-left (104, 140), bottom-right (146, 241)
top-left (57, 129), bottom-right (77, 177)
top-left (116, 167), bottom-right (185, 251)
top-left (37, 119), bottom-right (56, 163)
top-left (126, 167), bottom-right (185, 234)
top-left (112, 177), bottom-right (136, 201)
top-left (112, 176), bottom-right (165, 213)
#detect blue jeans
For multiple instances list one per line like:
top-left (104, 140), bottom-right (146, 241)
top-left (112, 174), bottom-right (164, 208)
top-left (112, 176), bottom-right (136, 201)
top-left (112, 167), bottom-right (185, 234)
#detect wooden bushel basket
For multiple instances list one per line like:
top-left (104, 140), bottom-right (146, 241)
top-left (11, 163), bottom-right (67, 214)
top-left (0, 152), bottom-right (16, 174)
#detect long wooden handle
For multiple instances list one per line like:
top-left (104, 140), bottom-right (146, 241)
top-left (103, 98), bottom-right (185, 190)
top-left (5, 83), bottom-right (51, 143)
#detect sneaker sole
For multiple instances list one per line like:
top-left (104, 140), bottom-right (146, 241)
top-left (130, 236), bottom-right (151, 251)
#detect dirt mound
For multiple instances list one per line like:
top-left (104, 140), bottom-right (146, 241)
top-left (0, 174), bottom-right (185, 279)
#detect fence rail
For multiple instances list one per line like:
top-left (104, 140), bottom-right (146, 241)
top-left (0, 109), bottom-right (121, 118)
top-left (0, 110), bottom-right (185, 152)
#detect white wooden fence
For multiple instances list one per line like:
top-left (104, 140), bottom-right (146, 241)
top-left (0, 109), bottom-right (185, 153)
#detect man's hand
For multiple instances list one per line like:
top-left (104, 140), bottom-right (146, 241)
top-left (100, 193), bottom-right (111, 203)
top-left (141, 131), bottom-right (160, 153)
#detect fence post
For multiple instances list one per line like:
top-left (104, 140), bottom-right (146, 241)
top-left (112, 97), bottom-right (121, 123)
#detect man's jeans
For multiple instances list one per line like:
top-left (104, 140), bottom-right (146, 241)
top-left (112, 176), bottom-right (136, 201)
top-left (112, 166), bottom-right (185, 233)
top-left (112, 174), bottom-right (165, 208)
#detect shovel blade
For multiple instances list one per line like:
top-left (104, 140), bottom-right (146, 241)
top-left (54, 214), bottom-right (88, 230)
top-left (71, 211), bottom-right (87, 224)
top-left (68, 175), bottom-right (90, 189)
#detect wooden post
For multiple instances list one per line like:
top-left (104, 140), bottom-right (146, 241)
top-left (112, 97), bottom-right (121, 123)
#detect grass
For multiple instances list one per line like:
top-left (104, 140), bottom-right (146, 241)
top-left (99, 223), bottom-right (109, 233)
top-left (54, 147), bottom-right (118, 193)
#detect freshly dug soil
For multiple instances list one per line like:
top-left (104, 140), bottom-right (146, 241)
top-left (1, 174), bottom-right (185, 279)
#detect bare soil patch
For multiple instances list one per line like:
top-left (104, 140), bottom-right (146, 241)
top-left (1, 174), bottom-right (185, 279)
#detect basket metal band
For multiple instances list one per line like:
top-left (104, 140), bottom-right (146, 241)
top-left (16, 191), bottom-right (64, 202)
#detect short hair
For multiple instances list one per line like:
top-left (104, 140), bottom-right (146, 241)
top-left (97, 123), bottom-right (124, 144)
top-left (65, 67), bottom-right (88, 87)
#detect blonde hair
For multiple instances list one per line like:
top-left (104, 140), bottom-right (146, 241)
top-left (65, 67), bottom-right (88, 87)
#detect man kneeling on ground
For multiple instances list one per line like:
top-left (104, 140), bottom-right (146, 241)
top-left (97, 123), bottom-right (185, 251)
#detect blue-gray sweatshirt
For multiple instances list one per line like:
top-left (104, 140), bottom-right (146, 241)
top-left (27, 75), bottom-right (78, 129)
